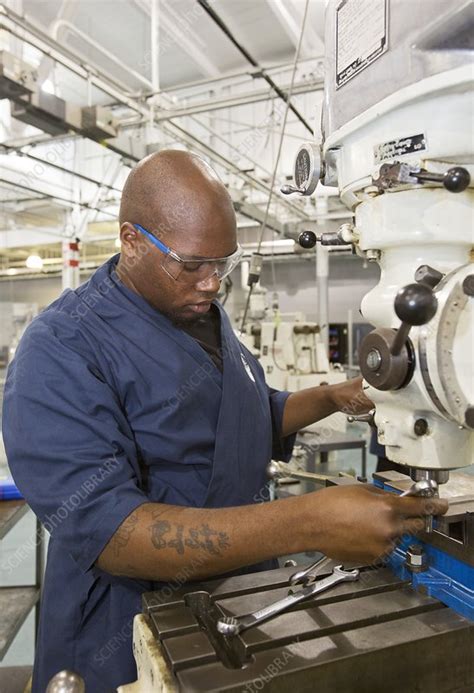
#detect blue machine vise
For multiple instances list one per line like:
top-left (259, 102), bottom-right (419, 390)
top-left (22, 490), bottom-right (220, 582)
top-left (373, 471), bottom-right (474, 620)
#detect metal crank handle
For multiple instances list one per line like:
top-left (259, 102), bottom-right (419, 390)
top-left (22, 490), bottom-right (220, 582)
top-left (217, 565), bottom-right (359, 637)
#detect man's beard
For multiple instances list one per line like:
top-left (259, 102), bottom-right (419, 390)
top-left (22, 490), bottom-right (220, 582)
top-left (166, 309), bottom-right (202, 329)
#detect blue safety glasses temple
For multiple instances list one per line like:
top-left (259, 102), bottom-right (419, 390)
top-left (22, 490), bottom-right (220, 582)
top-left (132, 222), bottom-right (243, 282)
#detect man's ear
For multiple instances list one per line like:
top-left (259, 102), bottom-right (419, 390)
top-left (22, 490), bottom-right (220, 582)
top-left (119, 222), bottom-right (140, 252)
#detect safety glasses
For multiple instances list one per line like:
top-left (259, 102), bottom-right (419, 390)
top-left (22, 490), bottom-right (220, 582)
top-left (132, 223), bottom-right (243, 284)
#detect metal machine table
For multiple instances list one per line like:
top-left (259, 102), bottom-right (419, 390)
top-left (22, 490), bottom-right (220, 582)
top-left (297, 431), bottom-right (367, 480)
top-left (142, 559), bottom-right (473, 692)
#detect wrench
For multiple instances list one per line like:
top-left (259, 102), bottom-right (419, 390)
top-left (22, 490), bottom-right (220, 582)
top-left (400, 478), bottom-right (438, 533)
top-left (217, 565), bottom-right (360, 637)
top-left (288, 557), bottom-right (330, 586)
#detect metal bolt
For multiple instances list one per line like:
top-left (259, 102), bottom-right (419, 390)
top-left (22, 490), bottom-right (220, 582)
top-left (408, 544), bottom-right (422, 555)
top-left (365, 249), bottom-right (380, 262)
top-left (366, 348), bottom-right (382, 371)
top-left (406, 544), bottom-right (427, 573)
top-left (414, 418), bottom-right (429, 436)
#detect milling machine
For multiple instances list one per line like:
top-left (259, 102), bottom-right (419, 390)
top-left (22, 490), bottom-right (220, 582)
top-left (239, 286), bottom-right (347, 433)
top-left (121, 2), bottom-right (473, 691)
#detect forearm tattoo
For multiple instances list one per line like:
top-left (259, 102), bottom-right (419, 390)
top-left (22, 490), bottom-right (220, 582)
top-left (110, 512), bottom-right (140, 557)
top-left (149, 520), bottom-right (230, 556)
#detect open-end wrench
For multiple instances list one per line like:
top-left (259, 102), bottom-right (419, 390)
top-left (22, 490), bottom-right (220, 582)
top-left (400, 478), bottom-right (438, 532)
top-left (288, 557), bottom-right (331, 586)
top-left (217, 565), bottom-right (360, 637)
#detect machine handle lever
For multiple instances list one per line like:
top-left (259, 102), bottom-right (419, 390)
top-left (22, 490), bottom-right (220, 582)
top-left (298, 226), bottom-right (353, 249)
top-left (410, 166), bottom-right (470, 193)
top-left (280, 184), bottom-right (306, 195)
top-left (391, 283), bottom-right (438, 356)
top-left (346, 409), bottom-right (375, 425)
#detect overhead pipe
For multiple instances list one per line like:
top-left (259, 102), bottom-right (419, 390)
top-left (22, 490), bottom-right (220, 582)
top-left (0, 5), bottom-right (311, 219)
top-left (1, 145), bottom-right (122, 193)
top-left (0, 177), bottom-right (118, 219)
top-left (144, 55), bottom-right (324, 98)
top-left (196, 0), bottom-right (313, 135)
top-left (152, 77), bottom-right (321, 120)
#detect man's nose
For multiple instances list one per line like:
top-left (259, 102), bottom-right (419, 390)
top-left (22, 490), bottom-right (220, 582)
top-left (195, 269), bottom-right (221, 292)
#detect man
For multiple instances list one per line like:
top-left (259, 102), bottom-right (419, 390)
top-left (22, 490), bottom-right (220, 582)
top-left (2, 150), bottom-right (447, 692)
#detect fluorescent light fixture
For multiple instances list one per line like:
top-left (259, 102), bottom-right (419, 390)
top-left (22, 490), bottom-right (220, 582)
top-left (242, 239), bottom-right (295, 250)
top-left (6, 268), bottom-right (18, 276)
top-left (25, 254), bottom-right (43, 270)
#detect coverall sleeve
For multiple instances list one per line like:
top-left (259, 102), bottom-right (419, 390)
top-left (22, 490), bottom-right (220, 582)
top-left (2, 318), bottom-right (148, 573)
top-left (267, 387), bottom-right (296, 462)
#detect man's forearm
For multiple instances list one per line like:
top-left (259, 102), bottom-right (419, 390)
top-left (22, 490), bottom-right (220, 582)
top-left (281, 385), bottom-right (339, 436)
top-left (97, 486), bottom-right (449, 582)
top-left (281, 377), bottom-right (372, 436)
top-left (97, 498), bottom-right (307, 581)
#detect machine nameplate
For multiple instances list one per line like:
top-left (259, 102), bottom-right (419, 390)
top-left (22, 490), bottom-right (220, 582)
top-left (374, 133), bottom-right (427, 164)
top-left (336, 0), bottom-right (388, 89)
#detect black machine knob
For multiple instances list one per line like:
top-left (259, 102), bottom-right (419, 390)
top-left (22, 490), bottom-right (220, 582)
top-left (359, 283), bottom-right (437, 391)
top-left (391, 283), bottom-right (438, 356)
top-left (412, 166), bottom-right (471, 193)
top-left (298, 230), bottom-right (317, 249)
top-left (298, 229), bottom-right (352, 249)
top-left (394, 283), bottom-right (438, 326)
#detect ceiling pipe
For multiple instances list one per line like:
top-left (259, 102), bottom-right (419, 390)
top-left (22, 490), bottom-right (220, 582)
top-left (0, 177), bottom-right (118, 220)
top-left (145, 55), bottom-right (323, 97)
top-left (152, 77), bottom-right (321, 120)
top-left (1, 145), bottom-right (123, 193)
top-left (196, 0), bottom-right (313, 135)
top-left (0, 5), bottom-right (310, 219)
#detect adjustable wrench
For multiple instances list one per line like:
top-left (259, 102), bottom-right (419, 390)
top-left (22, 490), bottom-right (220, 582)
top-left (400, 478), bottom-right (438, 532)
top-left (217, 565), bottom-right (359, 637)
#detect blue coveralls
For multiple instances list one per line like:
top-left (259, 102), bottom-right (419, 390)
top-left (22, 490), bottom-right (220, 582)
top-left (2, 255), bottom-right (295, 692)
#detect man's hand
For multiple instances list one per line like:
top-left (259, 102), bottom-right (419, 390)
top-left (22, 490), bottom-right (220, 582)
top-left (301, 484), bottom-right (448, 563)
top-left (330, 376), bottom-right (374, 416)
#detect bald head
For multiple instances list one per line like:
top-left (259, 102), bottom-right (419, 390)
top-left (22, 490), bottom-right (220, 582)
top-left (116, 149), bottom-right (238, 324)
top-left (119, 149), bottom-right (236, 243)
